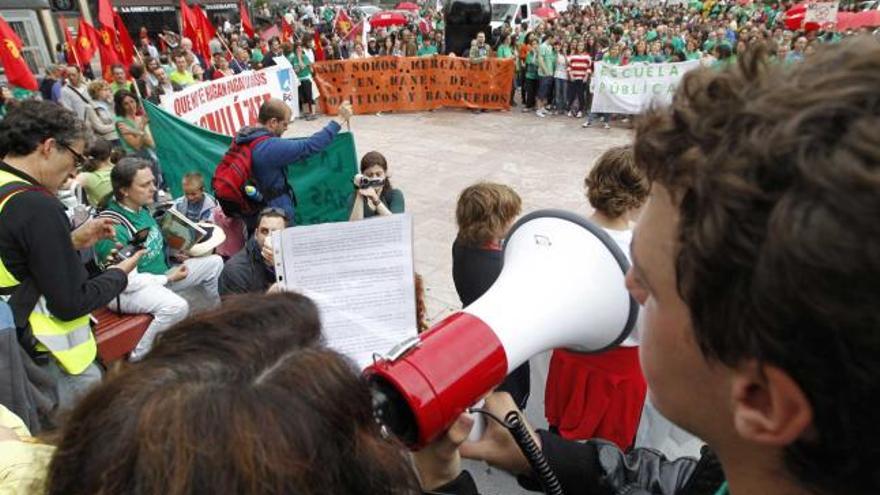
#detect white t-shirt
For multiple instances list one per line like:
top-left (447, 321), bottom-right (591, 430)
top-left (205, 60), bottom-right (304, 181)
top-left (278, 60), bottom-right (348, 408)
top-left (554, 54), bottom-right (568, 79)
top-left (603, 227), bottom-right (640, 346)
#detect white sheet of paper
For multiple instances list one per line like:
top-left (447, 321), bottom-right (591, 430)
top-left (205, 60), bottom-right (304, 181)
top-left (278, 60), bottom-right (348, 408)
top-left (272, 214), bottom-right (417, 369)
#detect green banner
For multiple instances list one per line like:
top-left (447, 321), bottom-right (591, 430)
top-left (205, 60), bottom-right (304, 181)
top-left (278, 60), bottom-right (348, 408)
top-left (143, 100), bottom-right (358, 225)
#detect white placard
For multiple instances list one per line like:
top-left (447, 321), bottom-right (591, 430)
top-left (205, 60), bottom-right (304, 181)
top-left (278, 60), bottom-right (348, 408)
top-left (161, 65), bottom-right (299, 136)
top-left (589, 60), bottom-right (700, 115)
top-left (272, 214), bottom-right (417, 369)
top-left (805, 1), bottom-right (839, 24)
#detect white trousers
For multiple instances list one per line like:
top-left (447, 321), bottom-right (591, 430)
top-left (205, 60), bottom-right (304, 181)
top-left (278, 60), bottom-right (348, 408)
top-left (111, 255), bottom-right (223, 360)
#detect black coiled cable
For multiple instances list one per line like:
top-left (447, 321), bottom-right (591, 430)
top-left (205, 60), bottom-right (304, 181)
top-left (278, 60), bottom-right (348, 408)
top-left (469, 408), bottom-right (565, 495)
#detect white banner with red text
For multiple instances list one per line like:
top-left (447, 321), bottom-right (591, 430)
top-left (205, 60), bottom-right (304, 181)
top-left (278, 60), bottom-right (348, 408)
top-left (160, 65), bottom-right (300, 137)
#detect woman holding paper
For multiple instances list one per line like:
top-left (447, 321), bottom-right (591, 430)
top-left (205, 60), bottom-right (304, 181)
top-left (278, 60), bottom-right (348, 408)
top-left (348, 151), bottom-right (406, 221)
top-left (94, 158), bottom-right (224, 361)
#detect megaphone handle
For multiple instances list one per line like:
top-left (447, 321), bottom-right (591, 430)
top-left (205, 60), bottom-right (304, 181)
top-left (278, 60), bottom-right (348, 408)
top-left (469, 409), bottom-right (565, 495)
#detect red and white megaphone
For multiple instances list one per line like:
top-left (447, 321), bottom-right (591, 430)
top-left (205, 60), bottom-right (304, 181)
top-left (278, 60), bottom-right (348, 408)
top-left (365, 209), bottom-right (638, 448)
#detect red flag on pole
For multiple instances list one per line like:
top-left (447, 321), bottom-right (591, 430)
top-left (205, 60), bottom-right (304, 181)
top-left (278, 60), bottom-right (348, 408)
top-left (97, 0), bottom-right (114, 28)
top-left (96, 26), bottom-right (121, 80)
top-left (179, 0), bottom-right (203, 56)
top-left (188, 4), bottom-right (213, 60)
top-left (75, 17), bottom-right (98, 64)
top-left (0, 15), bottom-right (38, 91)
top-left (313, 29), bottom-right (324, 61)
top-left (240, 0), bottom-right (254, 38)
top-left (113, 11), bottom-right (137, 67)
top-left (334, 9), bottom-right (354, 36)
top-left (280, 16), bottom-right (293, 43)
top-left (58, 17), bottom-right (81, 66)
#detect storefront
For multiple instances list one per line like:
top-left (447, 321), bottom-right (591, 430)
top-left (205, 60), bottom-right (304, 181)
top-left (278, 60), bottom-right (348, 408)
top-left (103, 0), bottom-right (240, 40)
top-left (1, 0), bottom-right (55, 79)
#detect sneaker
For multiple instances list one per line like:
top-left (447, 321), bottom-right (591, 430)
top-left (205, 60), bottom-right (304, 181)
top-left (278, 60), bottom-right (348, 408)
top-left (582, 121), bottom-right (591, 128)
top-left (603, 122), bottom-right (611, 129)
top-left (566, 111), bottom-right (573, 118)
top-left (536, 109), bottom-right (546, 117)
top-left (576, 111), bottom-right (583, 119)
top-left (521, 107), bottom-right (531, 113)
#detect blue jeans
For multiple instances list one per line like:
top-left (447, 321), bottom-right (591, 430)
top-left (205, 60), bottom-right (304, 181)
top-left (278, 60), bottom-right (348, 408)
top-left (554, 78), bottom-right (568, 111)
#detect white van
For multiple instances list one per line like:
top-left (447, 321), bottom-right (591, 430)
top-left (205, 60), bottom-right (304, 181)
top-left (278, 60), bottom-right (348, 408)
top-left (490, 0), bottom-right (543, 31)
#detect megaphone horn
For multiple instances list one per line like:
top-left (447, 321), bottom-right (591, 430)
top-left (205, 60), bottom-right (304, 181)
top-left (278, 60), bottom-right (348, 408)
top-left (366, 209), bottom-right (638, 447)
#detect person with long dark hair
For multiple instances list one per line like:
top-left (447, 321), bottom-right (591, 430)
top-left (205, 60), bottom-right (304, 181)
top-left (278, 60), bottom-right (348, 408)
top-left (348, 151), bottom-right (405, 221)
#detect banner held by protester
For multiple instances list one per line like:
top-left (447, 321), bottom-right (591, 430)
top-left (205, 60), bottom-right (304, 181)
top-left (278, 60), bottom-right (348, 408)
top-left (589, 60), bottom-right (700, 115)
top-left (161, 65), bottom-right (299, 137)
top-left (313, 55), bottom-right (515, 115)
top-left (144, 100), bottom-right (357, 225)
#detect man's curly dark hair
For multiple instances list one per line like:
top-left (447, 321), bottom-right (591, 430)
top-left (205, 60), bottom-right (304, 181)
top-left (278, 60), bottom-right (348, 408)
top-left (634, 37), bottom-right (880, 494)
top-left (0, 100), bottom-right (88, 158)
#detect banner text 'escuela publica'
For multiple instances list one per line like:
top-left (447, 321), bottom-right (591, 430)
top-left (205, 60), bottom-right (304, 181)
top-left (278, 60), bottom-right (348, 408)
top-left (313, 56), bottom-right (515, 114)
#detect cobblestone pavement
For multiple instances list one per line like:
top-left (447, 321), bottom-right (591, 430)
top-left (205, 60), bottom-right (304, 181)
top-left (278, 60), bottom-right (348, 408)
top-left (291, 107), bottom-right (631, 494)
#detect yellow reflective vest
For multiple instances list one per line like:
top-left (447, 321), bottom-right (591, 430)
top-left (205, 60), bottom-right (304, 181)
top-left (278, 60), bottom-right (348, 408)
top-left (0, 170), bottom-right (96, 375)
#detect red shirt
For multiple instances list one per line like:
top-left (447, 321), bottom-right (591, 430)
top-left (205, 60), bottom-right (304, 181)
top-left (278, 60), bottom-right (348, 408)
top-left (568, 54), bottom-right (592, 79)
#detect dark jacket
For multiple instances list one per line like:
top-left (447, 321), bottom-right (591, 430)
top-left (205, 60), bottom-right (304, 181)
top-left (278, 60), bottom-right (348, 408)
top-left (451, 239), bottom-right (529, 409)
top-left (235, 121), bottom-right (341, 222)
top-left (218, 237), bottom-right (275, 296)
top-left (0, 162), bottom-right (128, 330)
top-left (530, 432), bottom-right (725, 495)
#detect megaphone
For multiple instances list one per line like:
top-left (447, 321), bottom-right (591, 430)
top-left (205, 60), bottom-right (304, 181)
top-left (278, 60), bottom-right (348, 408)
top-left (365, 209), bottom-right (638, 448)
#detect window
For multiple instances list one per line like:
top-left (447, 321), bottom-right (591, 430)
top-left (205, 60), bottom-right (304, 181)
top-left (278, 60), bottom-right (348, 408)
top-left (0, 10), bottom-right (50, 80)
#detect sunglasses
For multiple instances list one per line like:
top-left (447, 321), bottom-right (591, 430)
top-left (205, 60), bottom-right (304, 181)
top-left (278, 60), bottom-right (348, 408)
top-left (58, 142), bottom-right (92, 168)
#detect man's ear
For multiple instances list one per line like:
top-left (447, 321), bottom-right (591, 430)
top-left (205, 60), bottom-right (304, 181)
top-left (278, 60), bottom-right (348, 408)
top-left (730, 360), bottom-right (813, 447)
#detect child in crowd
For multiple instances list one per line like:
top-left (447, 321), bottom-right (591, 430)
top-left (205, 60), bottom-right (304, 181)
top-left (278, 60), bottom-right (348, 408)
top-left (544, 145), bottom-right (649, 449)
top-left (76, 138), bottom-right (117, 208)
top-left (173, 172), bottom-right (217, 223)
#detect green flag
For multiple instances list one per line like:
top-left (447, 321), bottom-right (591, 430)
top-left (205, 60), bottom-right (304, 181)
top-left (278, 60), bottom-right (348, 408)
top-left (143, 100), bottom-right (358, 226)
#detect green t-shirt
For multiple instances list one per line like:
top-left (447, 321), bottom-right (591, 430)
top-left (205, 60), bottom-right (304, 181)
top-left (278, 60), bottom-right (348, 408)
top-left (418, 45), bottom-right (438, 57)
top-left (686, 50), bottom-right (702, 60)
top-left (538, 42), bottom-right (556, 77)
top-left (525, 51), bottom-right (539, 79)
top-left (110, 81), bottom-right (132, 94)
top-left (496, 44), bottom-right (515, 59)
top-left (115, 116), bottom-right (139, 154)
top-left (602, 56), bottom-right (621, 66)
top-left (631, 54), bottom-right (652, 63)
top-left (169, 70), bottom-right (195, 87)
top-left (290, 55), bottom-right (312, 80)
top-left (95, 199), bottom-right (170, 275)
top-left (79, 168), bottom-right (112, 207)
top-left (250, 48), bottom-right (265, 63)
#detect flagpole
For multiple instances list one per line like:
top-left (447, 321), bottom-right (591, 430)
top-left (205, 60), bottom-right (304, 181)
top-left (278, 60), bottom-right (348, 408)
top-left (61, 17), bottom-right (82, 67)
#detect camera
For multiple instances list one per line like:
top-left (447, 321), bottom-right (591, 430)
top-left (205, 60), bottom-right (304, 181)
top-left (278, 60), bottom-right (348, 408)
top-left (115, 227), bottom-right (150, 262)
top-left (355, 174), bottom-right (385, 189)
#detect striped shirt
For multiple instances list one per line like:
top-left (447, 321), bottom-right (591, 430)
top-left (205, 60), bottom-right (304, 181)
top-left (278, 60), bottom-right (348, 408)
top-left (568, 54), bottom-right (592, 79)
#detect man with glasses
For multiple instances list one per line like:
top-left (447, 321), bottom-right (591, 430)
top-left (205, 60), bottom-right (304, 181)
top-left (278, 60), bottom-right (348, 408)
top-left (218, 207), bottom-right (288, 296)
top-left (0, 101), bottom-right (142, 416)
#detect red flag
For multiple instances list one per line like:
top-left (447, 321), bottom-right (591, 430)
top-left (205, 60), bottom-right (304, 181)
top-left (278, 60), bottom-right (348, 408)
top-left (96, 26), bottom-right (121, 80)
top-left (75, 18), bottom-right (98, 64)
top-left (280, 16), bottom-right (293, 43)
top-left (334, 9), bottom-right (353, 36)
top-left (344, 21), bottom-right (364, 42)
top-left (179, 0), bottom-right (203, 56)
top-left (113, 11), bottom-right (137, 67)
top-left (313, 29), bottom-right (324, 62)
top-left (240, 0), bottom-right (254, 38)
top-left (59, 17), bottom-right (80, 66)
top-left (0, 16), bottom-right (38, 91)
top-left (186, 4), bottom-right (213, 60)
top-left (97, 0), bottom-right (114, 28)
